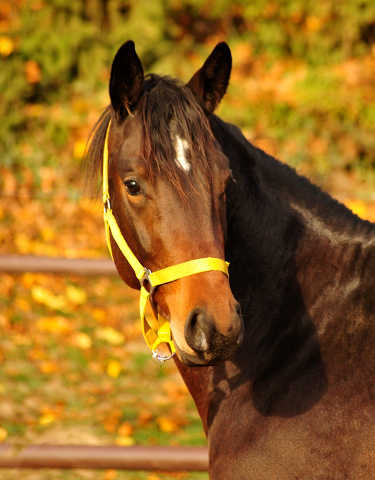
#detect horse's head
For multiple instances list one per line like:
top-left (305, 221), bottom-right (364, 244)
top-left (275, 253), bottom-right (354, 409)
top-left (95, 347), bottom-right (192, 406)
top-left (100, 40), bottom-right (243, 366)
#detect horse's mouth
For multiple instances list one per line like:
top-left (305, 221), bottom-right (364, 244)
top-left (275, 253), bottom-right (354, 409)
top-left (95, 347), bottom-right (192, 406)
top-left (175, 334), bottom-right (242, 367)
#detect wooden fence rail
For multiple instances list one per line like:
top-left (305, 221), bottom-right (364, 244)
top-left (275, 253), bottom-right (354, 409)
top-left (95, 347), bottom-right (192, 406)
top-left (0, 445), bottom-right (209, 471)
top-left (0, 255), bottom-right (117, 276)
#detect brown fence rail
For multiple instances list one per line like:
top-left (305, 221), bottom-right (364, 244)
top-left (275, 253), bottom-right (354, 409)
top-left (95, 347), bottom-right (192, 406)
top-left (0, 255), bottom-right (117, 276)
top-left (0, 445), bottom-right (209, 471)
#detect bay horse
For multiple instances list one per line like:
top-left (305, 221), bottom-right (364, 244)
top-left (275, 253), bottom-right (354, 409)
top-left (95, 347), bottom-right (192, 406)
top-left (85, 40), bottom-right (375, 479)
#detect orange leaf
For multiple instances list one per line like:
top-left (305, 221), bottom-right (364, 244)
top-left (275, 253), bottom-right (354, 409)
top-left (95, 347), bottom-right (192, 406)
top-left (25, 60), bottom-right (42, 84)
top-left (117, 422), bottom-right (133, 437)
top-left (0, 427), bottom-right (8, 442)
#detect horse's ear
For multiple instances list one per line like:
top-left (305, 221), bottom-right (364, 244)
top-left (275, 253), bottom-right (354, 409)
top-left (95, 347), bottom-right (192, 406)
top-left (187, 42), bottom-right (232, 115)
top-left (109, 40), bottom-right (144, 121)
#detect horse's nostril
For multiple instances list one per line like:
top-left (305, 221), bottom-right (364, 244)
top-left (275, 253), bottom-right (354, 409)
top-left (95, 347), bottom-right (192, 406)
top-left (184, 309), bottom-right (212, 353)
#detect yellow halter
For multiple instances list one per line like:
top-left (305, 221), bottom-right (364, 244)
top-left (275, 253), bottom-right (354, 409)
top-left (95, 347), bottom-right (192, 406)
top-left (102, 120), bottom-right (229, 361)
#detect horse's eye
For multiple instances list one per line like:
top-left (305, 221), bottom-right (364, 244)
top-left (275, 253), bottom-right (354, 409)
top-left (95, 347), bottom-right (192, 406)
top-left (124, 180), bottom-right (142, 196)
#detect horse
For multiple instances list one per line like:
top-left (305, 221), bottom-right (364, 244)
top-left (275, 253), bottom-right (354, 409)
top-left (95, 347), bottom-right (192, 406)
top-left (85, 40), bottom-right (375, 479)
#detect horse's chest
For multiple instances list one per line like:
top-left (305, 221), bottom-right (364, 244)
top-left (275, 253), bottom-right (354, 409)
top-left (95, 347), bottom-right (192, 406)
top-left (207, 387), bottom-right (375, 479)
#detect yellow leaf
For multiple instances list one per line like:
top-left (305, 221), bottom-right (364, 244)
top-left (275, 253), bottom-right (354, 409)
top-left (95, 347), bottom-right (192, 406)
top-left (107, 360), bottom-right (122, 378)
top-left (0, 36), bottom-right (14, 57)
top-left (96, 327), bottom-right (125, 346)
top-left (41, 226), bottom-right (55, 242)
top-left (156, 416), bottom-right (179, 433)
top-left (31, 286), bottom-right (67, 310)
top-left (72, 332), bottom-right (92, 350)
top-left (114, 436), bottom-right (135, 446)
top-left (36, 316), bottom-right (71, 334)
top-left (66, 285), bottom-right (87, 305)
top-left (39, 412), bottom-right (56, 425)
top-left (345, 199), bottom-right (368, 220)
top-left (73, 139), bottom-right (87, 160)
top-left (0, 427), bottom-right (8, 442)
top-left (15, 233), bottom-right (32, 254)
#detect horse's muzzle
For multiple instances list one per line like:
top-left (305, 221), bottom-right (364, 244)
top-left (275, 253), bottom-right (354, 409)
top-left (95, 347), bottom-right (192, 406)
top-left (182, 302), bottom-right (243, 366)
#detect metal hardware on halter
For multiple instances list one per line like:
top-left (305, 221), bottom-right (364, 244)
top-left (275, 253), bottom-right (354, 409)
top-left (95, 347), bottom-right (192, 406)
top-left (103, 196), bottom-right (111, 213)
top-left (152, 349), bottom-right (176, 362)
top-left (140, 268), bottom-right (155, 296)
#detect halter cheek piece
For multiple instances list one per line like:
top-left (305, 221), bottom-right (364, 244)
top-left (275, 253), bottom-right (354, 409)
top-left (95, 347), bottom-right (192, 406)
top-left (102, 120), bottom-right (229, 362)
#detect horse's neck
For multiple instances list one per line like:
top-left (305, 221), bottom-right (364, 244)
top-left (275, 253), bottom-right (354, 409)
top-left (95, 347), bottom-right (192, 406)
top-left (176, 118), bottom-right (375, 429)
top-left (223, 123), bottom-right (375, 348)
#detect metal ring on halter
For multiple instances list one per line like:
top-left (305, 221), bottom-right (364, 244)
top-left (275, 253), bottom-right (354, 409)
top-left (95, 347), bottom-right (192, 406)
top-left (140, 268), bottom-right (155, 296)
top-left (152, 349), bottom-right (176, 362)
top-left (103, 197), bottom-right (111, 213)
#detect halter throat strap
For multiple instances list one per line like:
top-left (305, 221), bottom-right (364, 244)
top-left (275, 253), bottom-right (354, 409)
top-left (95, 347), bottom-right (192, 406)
top-left (102, 120), bottom-right (229, 361)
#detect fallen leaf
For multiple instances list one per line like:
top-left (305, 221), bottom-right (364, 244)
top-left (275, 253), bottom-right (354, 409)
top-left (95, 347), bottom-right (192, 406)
top-left (156, 416), bottom-right (180, 433)
top-left (39, 360), bottom-right (59, 374)
top-left (107, 360), bottom-right (122, 378)
top-left (114, 436), bottom-right (135, 446)
top-left (73, 139), bottom-right (87, 160)
top-left (72, 332), bottom-right (93, 350)
top-left (66, 284), bottom-right (87, 305)
top-left (0, 427), bottom-right (8, 442)
top-left (36, 316), bottom-right (72, 334)
top-left (147, 474), bottom-right (162, 480)
top-left (96, 327), bottom-right (125, 346)
top-left (39, 411), bottom-right (56, 425)
top-left (117, 422), bottom-right (133, 437)
top-left (102, 470), bottom-right (118, 480)
top-left (31, 285), bottom-right (67, 310)
top-left (25, 59), bottom-right (42, 84)
top-left (103, 410), bottom-right (122, 433)
top-left (137, 410), bottom-right (153, 426)
top-left (0, 36), bottom-right (14, 57)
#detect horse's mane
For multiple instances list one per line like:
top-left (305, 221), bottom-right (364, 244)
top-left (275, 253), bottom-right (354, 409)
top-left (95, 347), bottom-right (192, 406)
top-left (210, 115), bottom-right (375, 239)
top-left (84, 75), bottom-right (213, 197)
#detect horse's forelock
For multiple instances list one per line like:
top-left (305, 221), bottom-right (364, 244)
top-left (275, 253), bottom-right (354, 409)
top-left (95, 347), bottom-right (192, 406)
top-left (84, 75), bottom-right (213, 199)
top-left (139, 75), bottom-right (213, 195)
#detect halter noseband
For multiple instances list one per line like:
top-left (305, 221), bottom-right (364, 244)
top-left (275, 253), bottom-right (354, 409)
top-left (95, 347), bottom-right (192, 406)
top-left (102, 120), bottom-right (229, 361)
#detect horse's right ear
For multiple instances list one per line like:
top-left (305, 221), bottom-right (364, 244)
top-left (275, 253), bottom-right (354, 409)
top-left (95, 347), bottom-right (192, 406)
top-left (187, 42), bottom-right (232, 115)
top-left (109, 40), bottom-right (144, 121)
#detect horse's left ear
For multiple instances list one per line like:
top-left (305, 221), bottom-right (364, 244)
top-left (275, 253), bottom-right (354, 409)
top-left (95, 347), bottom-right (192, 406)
top-left (109, 40), bottom-right (144, 121)
top-left (187, 42), bottom-right (232, 115)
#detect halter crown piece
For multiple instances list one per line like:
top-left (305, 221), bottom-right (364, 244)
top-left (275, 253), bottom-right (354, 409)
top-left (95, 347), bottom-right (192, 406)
top-left (102, 120), bottom-right (229, 361)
